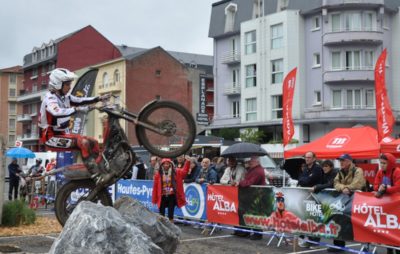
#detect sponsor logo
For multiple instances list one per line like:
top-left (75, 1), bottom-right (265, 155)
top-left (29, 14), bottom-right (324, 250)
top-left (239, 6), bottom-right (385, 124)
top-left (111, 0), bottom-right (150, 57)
top-left (326, 135), bottom-right (350, 148)
top-left (181, 184), bottom-right (205, 219)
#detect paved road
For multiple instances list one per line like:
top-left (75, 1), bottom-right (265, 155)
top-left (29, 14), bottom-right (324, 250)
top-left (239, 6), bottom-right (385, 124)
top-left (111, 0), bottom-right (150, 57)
top-left (0, 219), bottom-right (388, 254)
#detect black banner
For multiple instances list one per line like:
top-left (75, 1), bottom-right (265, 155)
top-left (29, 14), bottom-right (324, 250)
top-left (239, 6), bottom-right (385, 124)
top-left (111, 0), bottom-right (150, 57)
top-left (69, 69), bottom-right (98, 135)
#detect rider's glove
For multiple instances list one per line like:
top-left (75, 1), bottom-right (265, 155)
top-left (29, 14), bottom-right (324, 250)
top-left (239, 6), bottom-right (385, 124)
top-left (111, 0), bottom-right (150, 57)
top-left (98, 93), bottom-right (111, 102)
top-left (75, 106), bottom-right (90, 113)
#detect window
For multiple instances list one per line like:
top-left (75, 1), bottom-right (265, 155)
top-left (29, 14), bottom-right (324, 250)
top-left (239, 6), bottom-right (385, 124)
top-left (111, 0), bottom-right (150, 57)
top-left (346, 51), bottom-right (361, 70)
top-left (102, 72), bottom-right (109, 88)
top-left (272, 95), bottom-right (283, 119)
top-left (245, 64), bottom-right (257, 87)
top-left (224, 3), bottom-right (237, 33)
top-left (331, 13), bottom-right (341, 32)
top-left (41, 66), bottom-right (46, 76)
top-left (9, 74), bottom-right (16, 84)
top-left (345, 12), bottom-right (361, 31)
top-left (9, 135), bottom-right (15, 145)
top-left (365, 89), bottom-right (375, 108)
top-left (332, 90), bottom-right (342, 108)
top-left (32, 68), bottom-right (38, 78)
top-left (31, 104), bottom-right (37, 114)
top-left (9, 119), bottom-right (16, 131)
top-left (271, 23), bottom-right (283, 49)
top-left (313, 53), bottom-right (321, 67)
top-left (245, 30), bottom-right (256, 54)
top-left (32, 83), bottom-right (37, 92)
top-left (312, 16), bottom-right (320, 30)
top-left (346, 89), bottom-right (361, 109)
top-left (314, 91), bottom-right (321, 105)
top-left (114, 69), bottom-right (120, 82)
top-left (9, 103), bottom-right (16, 114)
top-left (48, 63), bottom-right (55, 72)
top-left (332, 52), bottom-right (341, 70)
top-left (232, 101), bottom-right (240, 118)
top-left (271, 59), bottom-right (283, 84)
top-left (364, 13), bottom-right (373, 31)
top-left (9, 88), bottom-right (16, 97)
top-left (232, 69), bottom-right (240, 86)
top-left (365, 51), bottom-right (374, 69)
top-left (253, 0), bottom-right (262, 18)
top-left (245, 98), bottom-right (257, 121)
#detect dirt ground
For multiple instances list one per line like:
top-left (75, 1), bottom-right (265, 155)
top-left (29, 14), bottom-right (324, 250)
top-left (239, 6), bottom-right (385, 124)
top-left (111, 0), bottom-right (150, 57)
top-left (0, 217), bottom-right (61, 237)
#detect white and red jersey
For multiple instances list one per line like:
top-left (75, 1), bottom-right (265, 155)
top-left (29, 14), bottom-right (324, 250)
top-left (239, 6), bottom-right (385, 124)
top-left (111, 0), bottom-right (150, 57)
top-left (39, 91), bottom-right (98, 132)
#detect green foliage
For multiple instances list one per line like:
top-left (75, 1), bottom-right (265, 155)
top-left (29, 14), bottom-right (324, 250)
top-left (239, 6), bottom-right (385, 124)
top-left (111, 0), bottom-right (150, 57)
top-left (240, 129), bottom-right (265, 144)
top-left (214, 128), bottom-right (240, 141)
top-left (321, 203), bottom-right (333, 224)
top-left (2, 200), bottom-right (36, 226)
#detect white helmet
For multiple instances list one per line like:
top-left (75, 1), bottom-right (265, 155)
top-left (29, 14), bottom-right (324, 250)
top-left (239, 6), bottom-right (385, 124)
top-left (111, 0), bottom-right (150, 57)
top-left (49, 68), bottom-right (77, 90)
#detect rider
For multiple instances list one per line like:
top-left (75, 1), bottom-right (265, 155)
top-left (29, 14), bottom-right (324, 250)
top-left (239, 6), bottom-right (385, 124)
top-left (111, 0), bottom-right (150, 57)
top-left (28, 158), bottom-right (44, 177)
top-left (38, 68), bottom-right (111, 182)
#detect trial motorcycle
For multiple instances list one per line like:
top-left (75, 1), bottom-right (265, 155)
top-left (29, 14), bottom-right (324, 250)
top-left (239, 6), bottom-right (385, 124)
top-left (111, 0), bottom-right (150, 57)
top-left (52, 99), bottom-right (196, 226)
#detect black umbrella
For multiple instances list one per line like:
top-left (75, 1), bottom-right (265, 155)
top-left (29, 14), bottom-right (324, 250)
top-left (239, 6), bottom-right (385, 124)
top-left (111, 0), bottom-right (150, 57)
top-left (221, 142), bottom-right (268, 158)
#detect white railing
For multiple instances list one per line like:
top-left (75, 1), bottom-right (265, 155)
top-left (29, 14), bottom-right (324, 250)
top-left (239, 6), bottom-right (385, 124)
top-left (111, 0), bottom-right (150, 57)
top-left (224, 84), bottom-right (241, 95)
top-left (328, 66), bottom-right (374, 71)
top-left (17, 114), bottom-right (32, 122)
top-left (221, 50), bottom-right (241, 64)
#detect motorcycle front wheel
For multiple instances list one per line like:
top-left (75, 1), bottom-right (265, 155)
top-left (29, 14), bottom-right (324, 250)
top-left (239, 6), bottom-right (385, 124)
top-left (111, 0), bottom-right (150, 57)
top-left (54, 180), bottom-right (112, 226)
top-left (136, 100), bottom-right (196, 158)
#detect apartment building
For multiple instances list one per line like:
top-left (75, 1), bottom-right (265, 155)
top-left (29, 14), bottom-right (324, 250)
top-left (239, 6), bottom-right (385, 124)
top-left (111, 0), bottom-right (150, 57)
top-left (0, 66), bottom-right (23, 148)
top-left (209, 0), bottom-right (400, 146)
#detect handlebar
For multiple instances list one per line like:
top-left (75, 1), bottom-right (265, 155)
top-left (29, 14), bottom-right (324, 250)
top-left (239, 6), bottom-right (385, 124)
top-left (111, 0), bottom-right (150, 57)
top-left (93, 104), bottom-right (136, 123)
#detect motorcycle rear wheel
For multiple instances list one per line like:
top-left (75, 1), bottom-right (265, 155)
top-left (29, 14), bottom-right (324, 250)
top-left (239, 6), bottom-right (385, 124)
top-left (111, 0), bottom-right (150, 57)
top-left (136, 100), bottom-right (196, 158)
top-left (55, 180), bottom-right (112, 226)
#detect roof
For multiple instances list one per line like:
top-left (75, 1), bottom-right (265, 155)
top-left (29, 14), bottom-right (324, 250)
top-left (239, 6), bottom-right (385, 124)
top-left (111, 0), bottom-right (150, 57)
top-left (284, 126), bottom-right (379, 159)
top-left (209, 0), bottom-right (400, 38)
top-left (116, 45), bottom-right (213, 67)
top-left (0, 65), bottom-right (22, 73)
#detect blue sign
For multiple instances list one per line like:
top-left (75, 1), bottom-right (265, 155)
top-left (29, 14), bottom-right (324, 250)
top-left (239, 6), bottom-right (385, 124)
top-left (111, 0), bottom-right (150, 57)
top-left (115, 179), bottom-right (158, 212)
top-left (175, 183), bottom-right (207, 220)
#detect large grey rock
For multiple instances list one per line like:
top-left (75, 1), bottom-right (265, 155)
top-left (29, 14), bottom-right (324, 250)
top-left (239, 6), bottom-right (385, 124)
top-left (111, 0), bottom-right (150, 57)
top-left (114, 196), bottom-right (181, 254)
top-left (49, 201), bottom-right (164, 254)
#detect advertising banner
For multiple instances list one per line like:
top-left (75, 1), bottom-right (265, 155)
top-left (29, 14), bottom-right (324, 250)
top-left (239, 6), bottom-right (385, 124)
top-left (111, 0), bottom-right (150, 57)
top-left (207, 185), bottom-right (239, 225)
top-left (282, 67), bottom-right (297, 147)
top-left (239, 187), bottom-right (349, 240)
top-left (352, 192), bottom-right (400, 246)
top-left (115, 179), bottom-right (158, 212)
top-left (175, 183), bottom-right (207, 220)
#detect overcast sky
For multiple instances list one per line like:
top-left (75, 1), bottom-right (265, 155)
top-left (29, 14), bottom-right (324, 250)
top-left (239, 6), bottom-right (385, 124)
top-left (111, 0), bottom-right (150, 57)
top-left (0, 0), bottom-right (217, 69)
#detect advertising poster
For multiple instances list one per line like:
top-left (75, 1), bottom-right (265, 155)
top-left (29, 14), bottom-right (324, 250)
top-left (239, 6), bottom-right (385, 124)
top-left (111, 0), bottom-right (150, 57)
top-left (352, 192), bottom-right (400, 246)
top-left (115, 179), bottom-right (158, 212)
top-left (207, 185), bottom-right (239, 225)
top-left (175, 183), bottom-right (207, 220)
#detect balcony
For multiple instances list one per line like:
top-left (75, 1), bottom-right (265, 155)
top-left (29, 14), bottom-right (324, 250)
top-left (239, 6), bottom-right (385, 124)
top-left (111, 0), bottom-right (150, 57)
top-left (224, 84), bottom-right (241, 96)
top-left (221, 50), bottom-right (241, 65)
top-left (323, 28), bottom-right (383, 46)
top-left (17, 89), bottom-right (46, 103)
top-left (17, 134), bottom-right (39, 141)
top-left (322, 0), bottom-right (383, 7)
top-left (323, 66), bottom-right (374, 83)
top-left (304, 105), bottom-right (375, 121)
top-left (17, 114), bottom-right (32, 122)
top-left (210, 114), bottom-right (241, 127)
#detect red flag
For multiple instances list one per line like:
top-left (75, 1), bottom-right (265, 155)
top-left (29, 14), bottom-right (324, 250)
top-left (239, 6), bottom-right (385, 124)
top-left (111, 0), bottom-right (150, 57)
top-left (282, 67), bottom-right (297, 147)
top-left (374, 49), bottom-right (395, 142)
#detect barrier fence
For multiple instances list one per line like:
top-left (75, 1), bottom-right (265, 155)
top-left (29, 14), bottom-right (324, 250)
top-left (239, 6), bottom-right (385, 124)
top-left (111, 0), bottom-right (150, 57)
top-left (115, 179), bottom-right (400, 248)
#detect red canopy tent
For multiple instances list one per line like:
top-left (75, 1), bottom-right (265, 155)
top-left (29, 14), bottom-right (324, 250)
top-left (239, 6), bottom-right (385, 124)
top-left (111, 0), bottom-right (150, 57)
top-left (380, 137), bottom-right (400, 157)
top-left (284, 126), bottom-right (379, 159)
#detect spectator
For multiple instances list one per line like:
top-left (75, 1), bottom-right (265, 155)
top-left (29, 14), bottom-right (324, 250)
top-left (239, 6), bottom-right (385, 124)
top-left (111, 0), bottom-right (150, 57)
top-left (331, 153), bottom-right (365, 252)
top-left (152, 155), bottom-right (190, 222)
top-left (313, 159), bottom-right (338, 193)
top-left (184, 157), bottom-right (201, 183)
top-left (8, 158), bottom-right (22, 200)
top-left (220, 156), bottom-right (246, 236)
top-left (374, 153), bottom-right (400, 254)
top-left (45, 158), bottom-right (56, 173)
top-left (176, 155), bottom-right (186, 168)
top-left (234, 156), bottom-right (266, 240)
top-left (45, 158), bottom-right (57, 199)
top-left (146, 156), bottom-right (159, 180)
top-left (195, 158), bottom-right (218, 184)
top-left (28, 158), bottom-right (44, 177)
top-left (135, 157), bottom-right (147, 180)
top-left (220, 157), bottom-right (245, 186)
top-left (214, 157), bottom-right (227, 183)
top-left (298, 151), bottom-right (323, 248)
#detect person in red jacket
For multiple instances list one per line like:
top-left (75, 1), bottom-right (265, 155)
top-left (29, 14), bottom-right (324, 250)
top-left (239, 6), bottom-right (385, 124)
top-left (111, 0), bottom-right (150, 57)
top-left (374, 153), bottom-right (400, 197)
top-left (152, 155), bottom-right (190, 222)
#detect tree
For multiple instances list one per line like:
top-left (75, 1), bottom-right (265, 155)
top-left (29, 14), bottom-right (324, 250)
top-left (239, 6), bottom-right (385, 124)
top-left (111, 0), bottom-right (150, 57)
top-left (240, 129), bottom-right (265, 144)
top-left (214, 128), bottom-right (240, 141)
